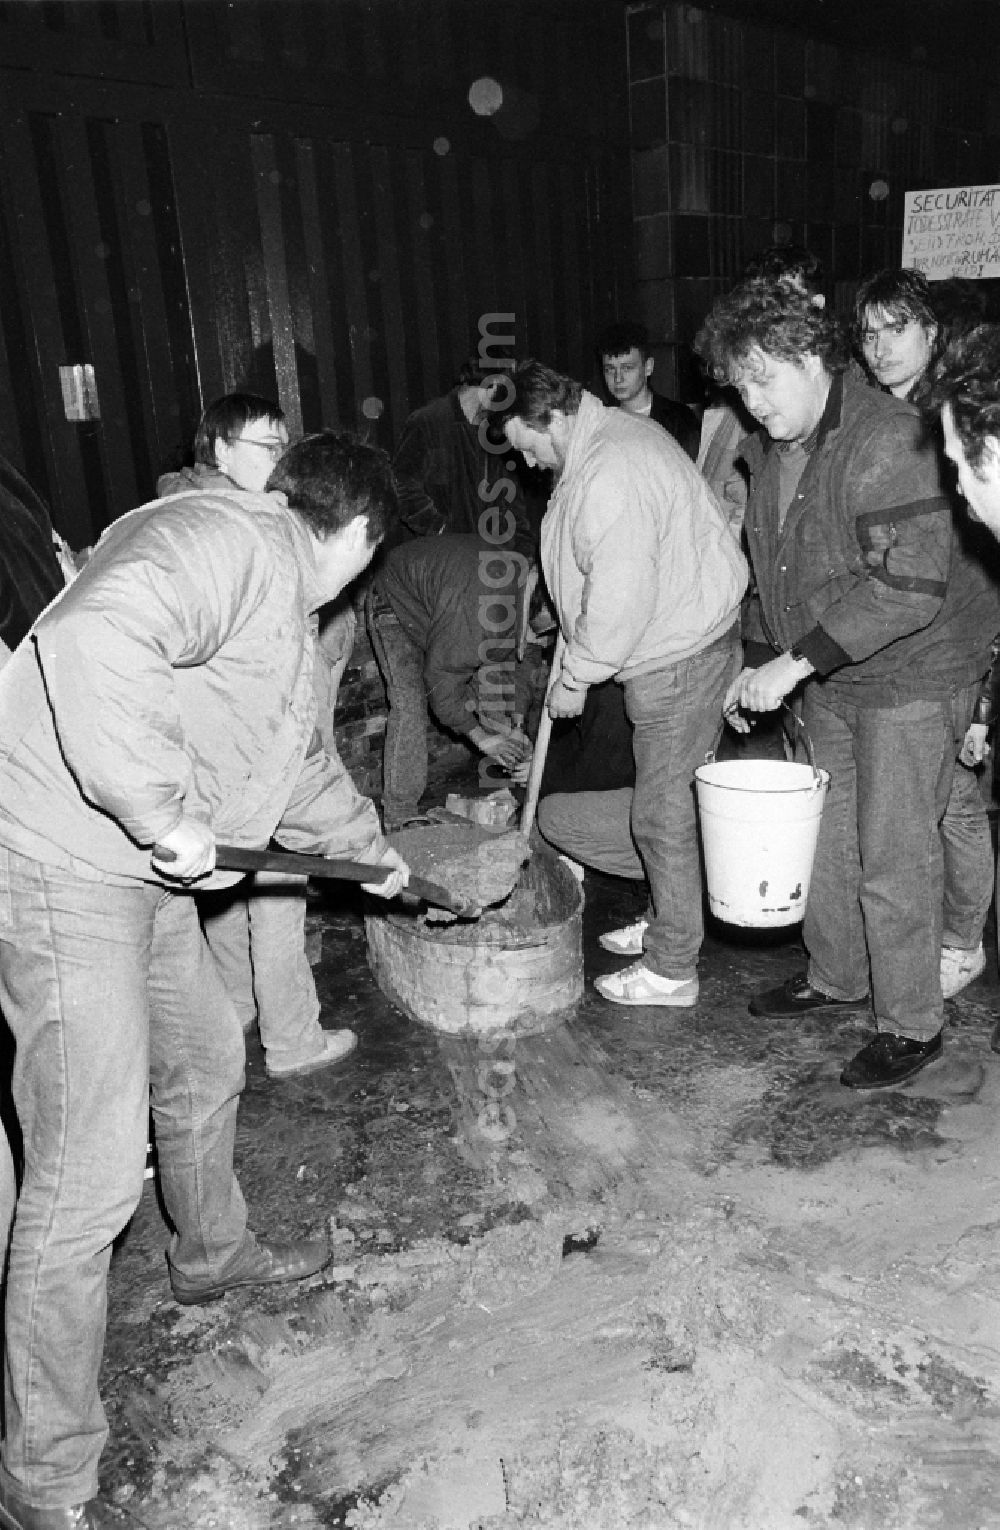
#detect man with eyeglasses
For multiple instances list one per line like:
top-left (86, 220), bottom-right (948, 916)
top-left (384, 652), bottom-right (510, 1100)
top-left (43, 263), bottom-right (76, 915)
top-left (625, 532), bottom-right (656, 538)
top-left (158, 396), bottom-right (361, 1079)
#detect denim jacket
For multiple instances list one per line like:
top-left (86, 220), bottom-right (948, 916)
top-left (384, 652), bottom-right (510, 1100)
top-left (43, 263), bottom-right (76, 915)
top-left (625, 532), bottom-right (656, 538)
top-left (741, 366), bottom-right (1000, 703)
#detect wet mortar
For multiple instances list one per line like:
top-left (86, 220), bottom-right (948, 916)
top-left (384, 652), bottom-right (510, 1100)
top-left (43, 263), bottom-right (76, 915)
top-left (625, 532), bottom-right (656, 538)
top-left (98, 773), bottom-right (1000, 1529)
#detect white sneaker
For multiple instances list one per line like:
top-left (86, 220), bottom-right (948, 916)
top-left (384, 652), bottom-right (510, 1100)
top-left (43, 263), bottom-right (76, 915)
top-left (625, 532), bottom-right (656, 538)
top-left (940, 941), bottom-right (986, 999)
top-left (266, 1029), bottom-right (358, 1079)
top-left (558, 853), bottom-right (586, 884)
top-left (595, 961), bottom-right (698, 1007)
top-left (598, 918), bottom-right (648, 956)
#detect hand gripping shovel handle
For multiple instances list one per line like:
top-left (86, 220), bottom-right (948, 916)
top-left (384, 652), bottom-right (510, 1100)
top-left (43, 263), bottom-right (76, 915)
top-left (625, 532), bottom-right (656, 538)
top-left (152, 842), bottom-right (481, 918)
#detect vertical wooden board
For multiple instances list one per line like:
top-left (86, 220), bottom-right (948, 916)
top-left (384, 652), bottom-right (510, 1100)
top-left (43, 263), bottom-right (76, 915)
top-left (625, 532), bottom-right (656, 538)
top-left (85, 117), bottom-right (160, 502)
top-left (162, 113), bottom-right (226, 412)
top-left (112, 119), bottom-right (192, 489)
top-left (349, 146), bottom-right (391, 449)
top-left (0, 110), bottom-right (93, 545)
top-left (250, 133), bottom-right (302, 438)
top-left (0, 190), bottom-right (44, 493)
top-left (272, 133), bottom-right (320, 432)
top-left (310, 140), bottom-right (363, 431)
top-left (436, 152), bottom-right (470, 381)
top-left (367, 144), bottom-right (409, 446)
top-left (136, 120), bottom-right (204, 474)
top-left (330, 141), bottom-right (376, 430)
top-left (56, 114), bottom-right (140, 521)
top-left (208, 127), bottom-right (269, 397)
top-left (400, 148), bottom-right (442, 407)
top-left (294, 138), bottom-right (341, 430)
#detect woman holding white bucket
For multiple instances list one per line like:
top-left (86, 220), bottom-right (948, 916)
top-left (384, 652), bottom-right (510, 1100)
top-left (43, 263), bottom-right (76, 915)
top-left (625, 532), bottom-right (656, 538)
top-left (694, 280), bottom-right (996, 1091)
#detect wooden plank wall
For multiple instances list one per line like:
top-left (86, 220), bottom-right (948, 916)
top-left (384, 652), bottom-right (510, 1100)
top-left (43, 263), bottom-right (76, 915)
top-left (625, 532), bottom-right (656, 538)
top-left (0, 0), bottom-right (633, 545)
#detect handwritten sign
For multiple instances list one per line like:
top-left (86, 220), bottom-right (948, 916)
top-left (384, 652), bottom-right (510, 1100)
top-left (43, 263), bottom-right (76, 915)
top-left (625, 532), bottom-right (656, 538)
top-left (902, 184), bottom-right (1000, 280)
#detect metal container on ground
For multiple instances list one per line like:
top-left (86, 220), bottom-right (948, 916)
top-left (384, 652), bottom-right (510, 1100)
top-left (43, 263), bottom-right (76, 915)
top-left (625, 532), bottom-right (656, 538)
top-left (694, 757), bottom-right (830, 928)
top-left (365, 850), bottom-right (583, 1036)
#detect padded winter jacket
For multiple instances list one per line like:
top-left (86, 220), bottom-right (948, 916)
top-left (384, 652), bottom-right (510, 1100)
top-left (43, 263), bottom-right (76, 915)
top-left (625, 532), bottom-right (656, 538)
top-left (0, 486), bottom-right (384, 887)
top-left (541, 390), bottom-right (747, 689)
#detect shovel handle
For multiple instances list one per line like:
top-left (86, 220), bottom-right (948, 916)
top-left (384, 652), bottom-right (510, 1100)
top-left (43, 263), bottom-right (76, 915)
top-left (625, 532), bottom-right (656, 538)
top-left (521, 632), bottom-right (565, 839)
top-left (152, 842), bottom-right (480, 918)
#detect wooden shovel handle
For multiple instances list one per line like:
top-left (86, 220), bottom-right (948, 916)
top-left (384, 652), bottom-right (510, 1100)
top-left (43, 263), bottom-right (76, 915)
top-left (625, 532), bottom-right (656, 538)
top-left (521, 632), bottom-right (565, 839)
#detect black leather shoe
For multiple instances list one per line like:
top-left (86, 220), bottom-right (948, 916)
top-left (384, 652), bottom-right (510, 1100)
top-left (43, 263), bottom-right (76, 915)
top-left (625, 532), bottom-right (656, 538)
top-left (0, 1479), bottom-right (141, 1528)
top-left (749, 972), bottom-right (870, 1019)
top-left (840, 1029), bottom-right (943, 1090)
top-left (170, 1235), bottom-right (331, 1306)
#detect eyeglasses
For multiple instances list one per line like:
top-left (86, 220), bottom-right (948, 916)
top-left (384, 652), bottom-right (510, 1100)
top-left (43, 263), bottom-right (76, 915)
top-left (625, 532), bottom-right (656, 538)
top-left (234, 435), bottom-right (286, 460)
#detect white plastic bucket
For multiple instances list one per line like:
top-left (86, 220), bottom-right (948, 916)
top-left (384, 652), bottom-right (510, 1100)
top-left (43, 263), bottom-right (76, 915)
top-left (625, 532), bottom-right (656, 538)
top-left (694, 758), bottom-right (830, 928)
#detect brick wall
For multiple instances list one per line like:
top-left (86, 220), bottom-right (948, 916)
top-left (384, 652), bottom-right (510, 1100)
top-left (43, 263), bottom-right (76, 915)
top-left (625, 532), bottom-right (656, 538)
top-left (627, 2), bottom-right (1000, 403)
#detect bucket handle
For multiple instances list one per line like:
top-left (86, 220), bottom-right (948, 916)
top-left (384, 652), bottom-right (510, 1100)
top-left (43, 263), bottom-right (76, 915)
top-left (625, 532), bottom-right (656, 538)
top-left (705, 704), bottom-right (823, 787)
top-left (782, 704), bottom-right (823, 785)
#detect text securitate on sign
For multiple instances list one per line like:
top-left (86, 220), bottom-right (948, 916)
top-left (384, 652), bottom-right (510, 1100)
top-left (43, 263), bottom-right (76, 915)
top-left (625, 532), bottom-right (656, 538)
top-left (902, 184), bottom-right (1000, 280)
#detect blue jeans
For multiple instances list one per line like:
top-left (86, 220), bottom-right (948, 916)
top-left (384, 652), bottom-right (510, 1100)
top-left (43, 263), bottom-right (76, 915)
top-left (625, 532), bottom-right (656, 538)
top-left (200, 879), bottom-right (326, 1069)
top-left (801, 685), bottom-right (958, 1043)
top-left (0, 851), bottom-right (248, 1506)
top-left (624, 633), bottom-right (741, 980)
top-left (367, 603), bottom-right (428, 827)
top-left (537, 787), bottom-right (644, 880)
top-left (941, 687), bottom-right (994, 951)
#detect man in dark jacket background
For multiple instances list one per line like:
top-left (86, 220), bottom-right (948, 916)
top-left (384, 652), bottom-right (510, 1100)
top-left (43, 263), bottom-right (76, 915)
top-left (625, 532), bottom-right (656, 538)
top-left (390, 355), bottom-right (534, 554)
top-left (597, 319), bottom-right (700, 462)
top-left (0, 453), bottom-right (71, 658)
top-left (368, 533), bottom-right (540, 827)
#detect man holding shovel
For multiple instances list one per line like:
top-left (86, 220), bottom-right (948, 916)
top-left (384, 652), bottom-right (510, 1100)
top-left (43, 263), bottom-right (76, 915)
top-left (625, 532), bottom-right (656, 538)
top-left (0, 431), bottom-right (406, 1529)
top-left (502, 359), bottom-right (747, 1007)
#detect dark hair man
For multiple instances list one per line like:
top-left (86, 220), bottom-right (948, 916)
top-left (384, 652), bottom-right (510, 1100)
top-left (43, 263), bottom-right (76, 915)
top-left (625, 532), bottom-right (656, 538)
top-left (501, 359), bottom-right (747, 1008)
top-left (0, 431), bottom-right (406, 1528)
top-left (854, 267), bottom-right (942, 402)
top-left (390, 352), bottom-right (533, 553)
top-left (930, 321), bottom-right (1000, 1055)
top-left (855, 270), bottom-right (1000, 1005)
top-left (595, 319), bottom-right (699, 461)
top-left (368, 533), bottom-right (542, 827)
top-left (695, 279), bottom-right (996, 1090)
top-left (932, 322), bottom-right (1000, 540)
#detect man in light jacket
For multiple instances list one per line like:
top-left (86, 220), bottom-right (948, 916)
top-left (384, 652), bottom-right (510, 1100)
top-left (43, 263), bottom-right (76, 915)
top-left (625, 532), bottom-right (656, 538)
top-left (502, 359), bottom-right (748, 1008)
top-left (0, 431), bottom-right (407, 1530)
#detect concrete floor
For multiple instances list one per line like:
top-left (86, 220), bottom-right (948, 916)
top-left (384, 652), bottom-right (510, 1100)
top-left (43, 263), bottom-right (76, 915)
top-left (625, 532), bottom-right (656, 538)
top-left (97, 778), bottom-right (1000, 1528)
